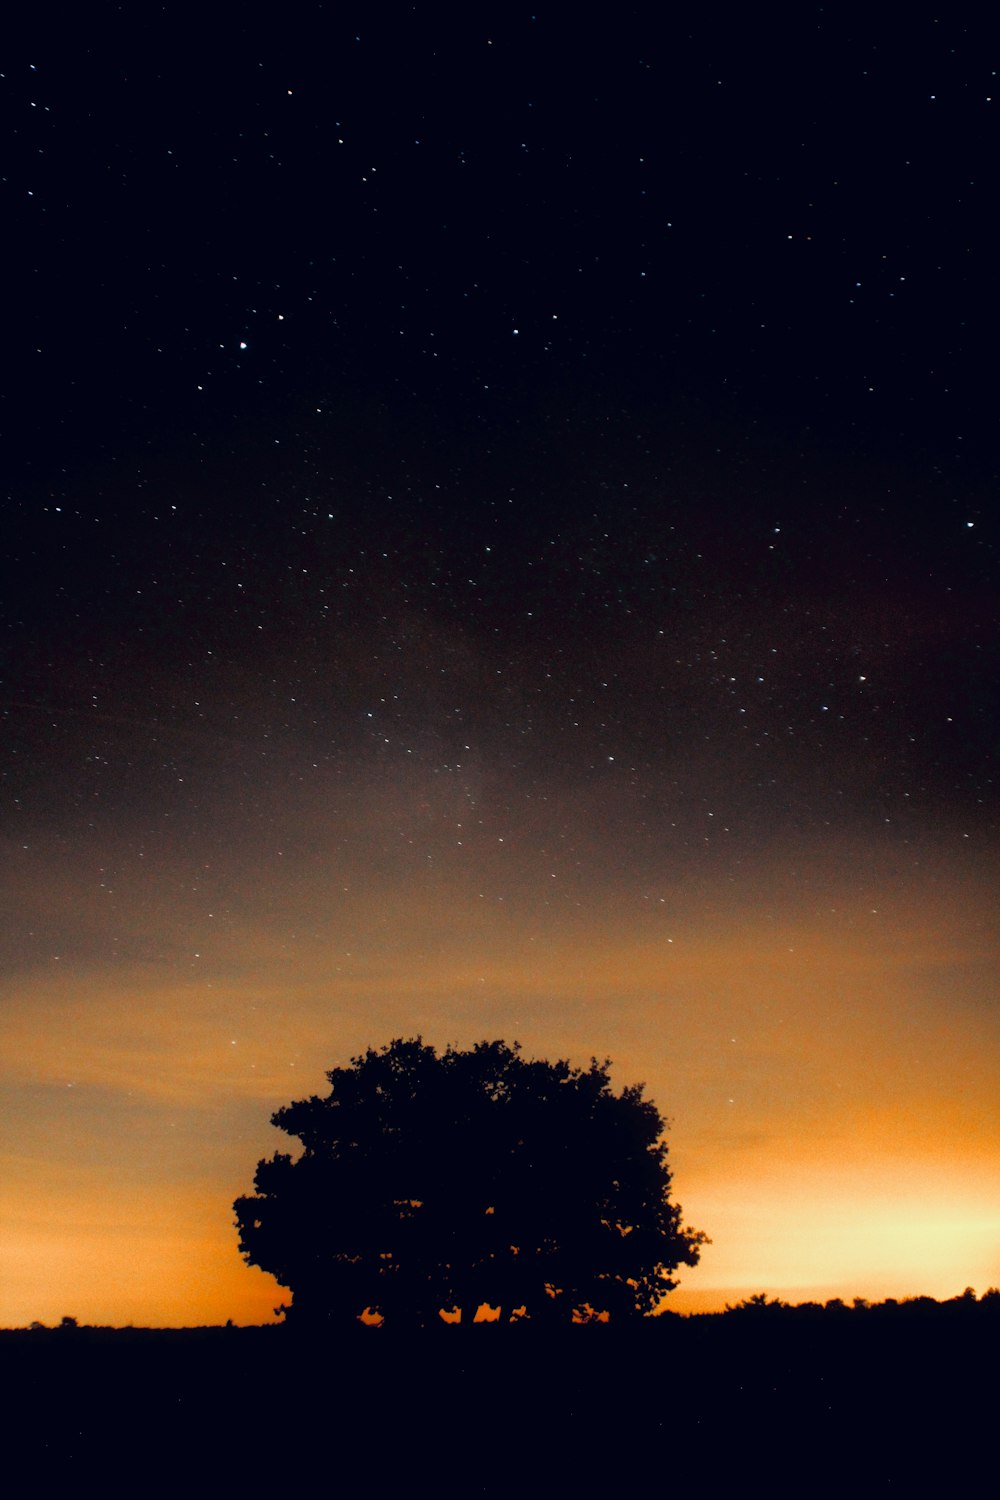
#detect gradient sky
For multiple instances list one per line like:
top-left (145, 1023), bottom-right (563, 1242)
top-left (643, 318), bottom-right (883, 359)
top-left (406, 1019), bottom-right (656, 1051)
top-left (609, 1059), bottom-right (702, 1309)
top-left (2, 8), bottom-right (997, 1325)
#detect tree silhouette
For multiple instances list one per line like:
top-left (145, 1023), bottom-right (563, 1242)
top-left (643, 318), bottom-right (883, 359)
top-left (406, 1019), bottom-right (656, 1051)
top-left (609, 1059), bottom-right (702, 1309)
top-left (234, 1038), bottom-right (706, 1327)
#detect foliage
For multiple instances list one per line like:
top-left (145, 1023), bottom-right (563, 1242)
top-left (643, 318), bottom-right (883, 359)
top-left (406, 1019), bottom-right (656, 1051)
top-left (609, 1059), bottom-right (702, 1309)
top-left (234, 1037), bottom-right (705, 1327)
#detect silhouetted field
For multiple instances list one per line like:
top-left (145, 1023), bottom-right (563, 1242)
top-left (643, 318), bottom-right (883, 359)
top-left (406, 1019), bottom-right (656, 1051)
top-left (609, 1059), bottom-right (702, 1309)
top-left (6, 1300), bottom-right (994, 1493)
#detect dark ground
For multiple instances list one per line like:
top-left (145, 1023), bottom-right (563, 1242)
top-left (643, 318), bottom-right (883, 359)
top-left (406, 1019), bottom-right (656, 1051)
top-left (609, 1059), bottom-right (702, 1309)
top-left (5, 1306), bottom-right (993, 1493)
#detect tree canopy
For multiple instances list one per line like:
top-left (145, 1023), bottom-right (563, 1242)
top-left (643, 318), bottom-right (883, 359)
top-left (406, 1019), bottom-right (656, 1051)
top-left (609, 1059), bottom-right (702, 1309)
top-left (234, 1038), bottom-right (706, 1327)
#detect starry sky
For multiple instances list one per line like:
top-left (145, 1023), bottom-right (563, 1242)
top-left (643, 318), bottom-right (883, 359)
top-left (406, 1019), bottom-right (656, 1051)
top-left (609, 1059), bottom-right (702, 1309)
top-left (2, 8), bottom-right (998, 1326)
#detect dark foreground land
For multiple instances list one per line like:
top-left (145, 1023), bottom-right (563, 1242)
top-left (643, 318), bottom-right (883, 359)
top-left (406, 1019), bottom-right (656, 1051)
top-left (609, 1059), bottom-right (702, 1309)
top-left (6, 1301), bottom-right (994, 1494)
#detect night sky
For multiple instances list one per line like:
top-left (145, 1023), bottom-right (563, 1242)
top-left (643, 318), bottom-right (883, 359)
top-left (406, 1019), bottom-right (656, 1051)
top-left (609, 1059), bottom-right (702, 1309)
top-left (2, 8), bottom-right (997, 1326)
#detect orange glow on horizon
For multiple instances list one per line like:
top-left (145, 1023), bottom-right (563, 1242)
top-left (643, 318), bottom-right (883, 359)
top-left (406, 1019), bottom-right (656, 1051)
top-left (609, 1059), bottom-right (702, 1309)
top-left (2, 839), bottom-right (997, 1328)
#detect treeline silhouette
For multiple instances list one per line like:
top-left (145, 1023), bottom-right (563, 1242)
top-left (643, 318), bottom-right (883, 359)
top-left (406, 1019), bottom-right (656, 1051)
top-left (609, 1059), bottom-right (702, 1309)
top-left (12, 1283), bottom-right (1000, 1334)
top-left (726, 1284), bottom-right (1000, 1318)
top-left (6, 1293), bottom-right (994, 1494)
